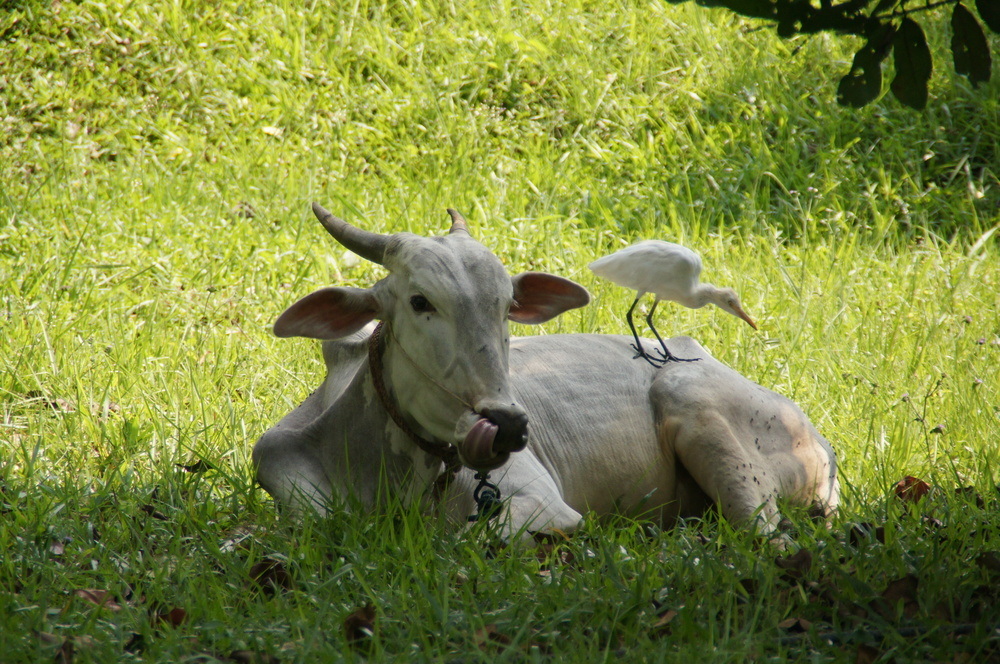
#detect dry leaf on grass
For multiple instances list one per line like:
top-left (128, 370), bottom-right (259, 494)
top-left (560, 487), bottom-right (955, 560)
top-left (74, 589), bottom-right (122, 611)
top-left (855, 642), bottom-right (882, 664)
top-left (776, 617), bottom-right (812, 633)
top-left (124, 632), bottom-right (145, 654)
top-left (139, 504), bottom-right (169, 521)
top-left (53, 639), bottom-right (74, 664)
top-left (775, 548), bottom-right (813, 580)
top-left (249, 558), bottom-right (293, 595)
top-left (849, 523), bottom-right (886, 546)
top-left (873, 574), bottom-right (919, 620)
top-left (175, 460), bottom-right (214, 473)
top-left (344, 603), bottom-right (376, 649)
top-left (738, 578), bottom-right (759, 597)
top-left (651, 609), bottom-right (679, 638)
top-left (976, 551), bottom-right (1000, 575)
top-left (474, 624), bottom-right (513, 650)
top-left (894, 476), bottom-right (930, 503)
top-left (154, 606), bottom-right (187, 627)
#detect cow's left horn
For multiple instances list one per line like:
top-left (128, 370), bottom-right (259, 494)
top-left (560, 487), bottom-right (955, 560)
top-left (312, 202), bottom-right (390, 265)
top-left (447, 209), bottom-right (470, 236)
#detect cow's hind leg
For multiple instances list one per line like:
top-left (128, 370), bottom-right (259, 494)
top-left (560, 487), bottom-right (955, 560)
top-left (667, 412), bottom-right (784, 534)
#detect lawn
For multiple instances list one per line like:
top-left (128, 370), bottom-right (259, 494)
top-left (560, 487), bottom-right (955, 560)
top-left (1, 0), bottom-right (999, 661)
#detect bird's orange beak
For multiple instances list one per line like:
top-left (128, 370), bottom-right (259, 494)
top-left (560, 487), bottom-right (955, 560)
top-left (735, 306), bottom-right (757, 330)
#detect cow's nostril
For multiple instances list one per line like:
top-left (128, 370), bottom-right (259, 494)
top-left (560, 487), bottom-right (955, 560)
top-left (479, 405), bottom-right (529, 454)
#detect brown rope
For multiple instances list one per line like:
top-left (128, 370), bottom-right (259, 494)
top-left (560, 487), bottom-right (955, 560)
top-left (367, 321), bottom-right (461, 494)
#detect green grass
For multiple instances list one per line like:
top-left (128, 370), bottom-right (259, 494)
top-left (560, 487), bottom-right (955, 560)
top-left (2, 0), bottom-right (999, 661)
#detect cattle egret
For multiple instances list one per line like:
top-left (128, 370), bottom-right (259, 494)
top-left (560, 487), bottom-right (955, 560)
top-left (589, 240), bottom-right (757, 366)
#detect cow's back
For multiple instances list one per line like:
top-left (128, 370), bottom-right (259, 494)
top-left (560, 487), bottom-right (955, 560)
top-left (507, 334), bottom-right (679, 518)
top-left (505, 333), bottom-right (838, 526)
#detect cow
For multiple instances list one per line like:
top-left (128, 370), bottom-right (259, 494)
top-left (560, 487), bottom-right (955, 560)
top-left (252, 203), bottom-right (840, 540)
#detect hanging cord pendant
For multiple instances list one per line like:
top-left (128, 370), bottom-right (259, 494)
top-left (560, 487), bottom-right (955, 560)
top-left (468, 472), bottom-right (502, 522)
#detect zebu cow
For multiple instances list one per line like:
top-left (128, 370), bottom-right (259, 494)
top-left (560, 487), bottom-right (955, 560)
top-left (253, 204), bottom-right (840, 538)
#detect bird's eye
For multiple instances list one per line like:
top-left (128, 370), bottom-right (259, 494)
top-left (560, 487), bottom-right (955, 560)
top-left (410, 295), bottom-right (435, 314)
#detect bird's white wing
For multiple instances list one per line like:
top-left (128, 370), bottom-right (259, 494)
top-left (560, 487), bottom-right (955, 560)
top-left (589, 240), bottom-right (702, 301)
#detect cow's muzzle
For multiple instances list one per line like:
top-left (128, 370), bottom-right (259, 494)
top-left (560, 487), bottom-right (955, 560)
top-left (458, 403), bottom-right (529, 471)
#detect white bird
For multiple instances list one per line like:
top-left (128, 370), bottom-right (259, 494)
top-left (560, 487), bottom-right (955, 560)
top-left (589, 240), bottom-right (757, 366)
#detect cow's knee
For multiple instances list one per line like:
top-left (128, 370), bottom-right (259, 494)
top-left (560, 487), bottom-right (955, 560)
top-left (502, 494), bottom-right (584, 542)
top-left (670, 418), bottom-right (783, 534)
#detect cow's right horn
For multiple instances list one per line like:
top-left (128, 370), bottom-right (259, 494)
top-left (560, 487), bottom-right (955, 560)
top-left (446, 208), bottom-right (470, 236)
top-left (312, 202), bottom-right (390, 265)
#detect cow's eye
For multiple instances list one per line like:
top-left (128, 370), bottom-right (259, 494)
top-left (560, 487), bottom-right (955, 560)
top-left (410, 294), bottom-right (435, 313)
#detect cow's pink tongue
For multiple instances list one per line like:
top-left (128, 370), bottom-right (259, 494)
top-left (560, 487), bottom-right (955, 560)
top-left (463, 418), bottom-right (498, 466)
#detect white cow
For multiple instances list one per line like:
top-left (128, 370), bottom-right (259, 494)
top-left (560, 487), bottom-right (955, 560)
top-left (253, 204), bottom-right (840, 539)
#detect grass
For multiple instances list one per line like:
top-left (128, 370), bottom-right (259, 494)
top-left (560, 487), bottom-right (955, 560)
top-left (2, 0), bottom-right (999, 661)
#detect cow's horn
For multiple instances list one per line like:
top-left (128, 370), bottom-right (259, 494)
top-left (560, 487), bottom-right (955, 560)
top-left (312, 202), bottom-right (390, 265)
top-left (446, 209), bottom-right (470, 236)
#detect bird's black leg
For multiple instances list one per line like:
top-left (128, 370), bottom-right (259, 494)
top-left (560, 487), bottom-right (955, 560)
top-left (646, 301), bottom-right (699, 363)
top-left (626, 296), bottom-right (664, 367)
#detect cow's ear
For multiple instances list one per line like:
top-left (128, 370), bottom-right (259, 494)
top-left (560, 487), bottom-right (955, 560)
top-left (509, 272), bottom-right (590, 325)
top-left (274, 287), bottom-right (380, 339)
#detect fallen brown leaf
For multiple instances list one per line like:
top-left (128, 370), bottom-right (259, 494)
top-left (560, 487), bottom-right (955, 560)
top-left (124, 632), bottom-right (145, 654)
top-left (849, 523), bottom-right (886, 547)
top-left (533, 539), bottom-right (557, 562)
top-left (176, 460), bottom-right (214, 473)
top-left (139, 504), bottom-right (169, 521)
top-left (775, 548), bottom-right (813, 580)
top-left (894, 476), bottom-right (930, 503)
top-left (154, 607), bottom-right (187, 627)
top-left (651, 609), bottom-right (679, 638)
top-left (53, 639), bottom-right (74, 664)
top-left (921, 515), bottom-right (945, 530)
top-left (777, 617), bottom-right (812, 633)
top-left (474, 623), bottom-right (512, 650)
top-left (976, 551), bottom-right (1000, 576)
top-left (874, 574), bottom-right (919, 620)
top-left (344, 603), bottom-right (376, 649)
top-left (805, 578), bottom-right (839, 609)
top-left (738, 578), bottom-right (759, 598)
top-left (249, 558), bottom-right (293, 595)
top-left (931, 599), bottom-right (953, 622)
top-left (855, 643), bottom-right (881, 664)
top-left (74, 589), bottom-right (121, 611)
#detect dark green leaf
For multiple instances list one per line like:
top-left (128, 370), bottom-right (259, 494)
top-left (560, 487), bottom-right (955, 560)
top-left (891, 19), bottom-right (932, 109)
top-left (694, 0), bottom-right (780, 21)
top-left (952, 4), bottom-right (992, 85)
top-left (838, 53), bottom-right (883, 107)
top-left (976, 0), bottom-right (1000, 34)
top-left (837, 25), bottom-right (894, 107)
top-left (872, 0), bottom-right (900, 16)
